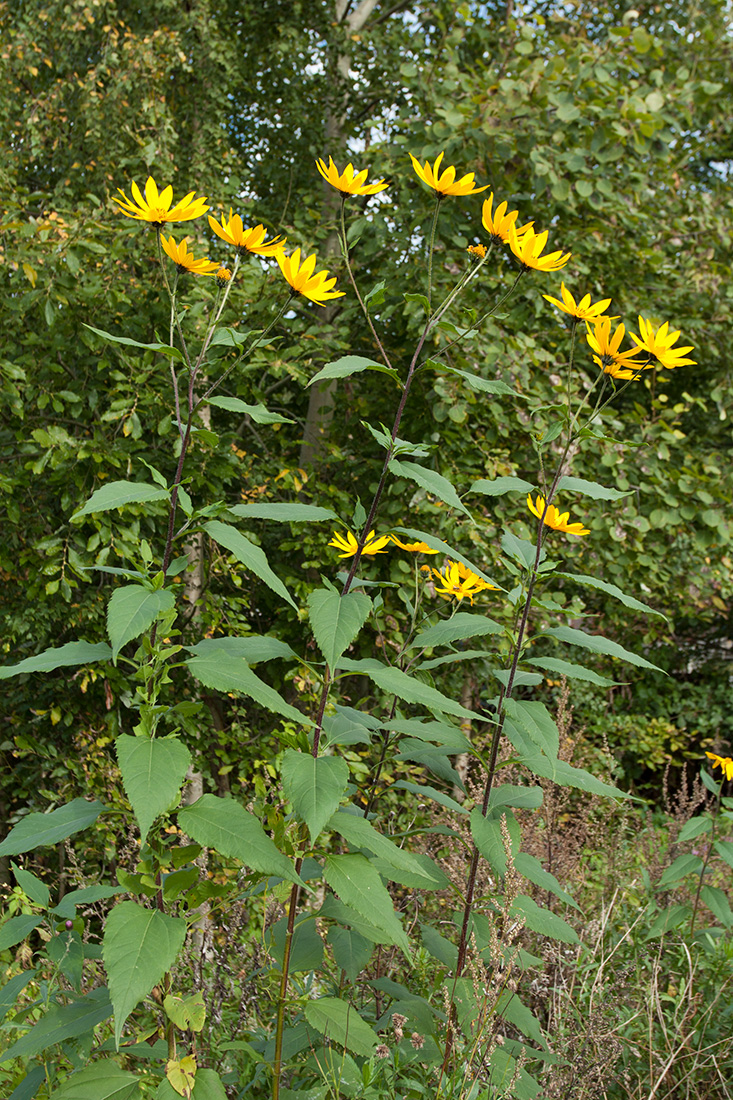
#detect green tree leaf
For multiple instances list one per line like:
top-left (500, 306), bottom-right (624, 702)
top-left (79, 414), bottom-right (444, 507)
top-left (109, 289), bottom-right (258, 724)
top-left (177, 794), bottom-right (303, 884)
top-left (0, 641), bottom-right (112, 680)
top-left (304, 996), bottom-right (377, 1058)
top-left (556, 475), bottom-right (631, 500)
top-left (438, 365), bottom-right (518, 396)
top-left (72, 481), bottom-right (170, 520)
top-left (329, 809), bottom-right (442, 886)
top-left (544, 625), bottom-right (664, 671)
top-left (281, 750), bottom-right (349, 842)
top-left (207, 396), bottom-right (293, 423)
top-left (116, 734), bottom-right (191, 842)
top-left (557, 572), bottom-right (666, 618)
top-left (229, 502), bottom-right (338, 523)
top-left (307, 587), bottom-right (372, 669)
top-left (409, 612), bottom-right (503, 649)
top-left (51, 1062), bottom-right (141, 1100)
top-left (186, 652), bottom-right (311, 726)
top-left (107, 586), bottom-right (175, 659)
top-left (337, 657), bottom-right (475, 720)
top-left (204, 520), bottom-right (296, 609)
top-left (103, 900), bottom-right (187, 1047)
top-left (308, 355), bottom-right (401, 387)
top-left (0, 987), bottom-right (112, 1063)
top-left (389, 459), bottom-right (471, 516)
top-left (83, 323), bottom-right (185, 362)
top-left (324, 853), bottom-right (411, 956)
top-left (0, 799), bottom-right (105, 856)
top-left (503, 699), bottom-right (560, 758)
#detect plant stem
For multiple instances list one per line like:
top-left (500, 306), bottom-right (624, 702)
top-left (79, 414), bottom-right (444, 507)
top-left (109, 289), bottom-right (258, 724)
top-left (426, 195), bottom-right (442, 316)
top-left (690, 784), bottom-right (722, 935)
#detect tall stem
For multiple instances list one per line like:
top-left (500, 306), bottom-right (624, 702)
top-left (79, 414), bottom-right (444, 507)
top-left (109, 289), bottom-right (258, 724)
top-left (690, 785), bottom-right (721, 935)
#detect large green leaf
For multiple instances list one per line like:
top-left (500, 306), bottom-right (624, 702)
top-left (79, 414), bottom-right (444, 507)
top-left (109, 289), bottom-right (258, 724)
top-left (177, 795), bottom-right (303, 884)
top-left (525, 656), bottom-right (621, 687)
top-left (229, 502), bottom-right (338, 523)
top-left (324, 854), bottom-right (411, 956)
top-left (544, 625), bottom-right (664, 672)
top-left (510, 895), bottom-right (579, 944)
top-left (470, 808), bottom-right (521, 875)
top-left (0, 970), bottom-right (36, 1025)
top-left (186, 652), bottom-right (311, 726)
top-left (488, 784), bottom-right (544, 811)
top-left (307, 587), bottom-right (372, 670)
top-left (8, 1065), bottom-right (46, 1100)
top-left (280, 750), bottom-right (349, 842)
top-left (51, 1062), bottom-right (141, 1100)
top-left (106, 586), bottom-right (175, 659)
top-left (327, 927), bottom-right (373, 982)
top-left (72, 481), bottom-right (169, 520)
top-left (0, 915), bottom-right (43, 951)
top-left (116, 734), bottom-right (191, 842)
top-left (391, 780), bottom-right (468, 814)
top-left (83, 323), bottom-right (184, 362)
top-left (11, 865), bottom-right (50, 907)
top-left (469, 476), bottom-right (534, 496)
top-left (0, 641), bottom-right (112, 680)
top-left (557, 572), bottom-right (666, 619)
top-left (329, 810), bottom-right (442, 886)
top-left (0, 799), bottom-right (105, 857)
top-left (207, 396), bottom-right (293, 424)
top-left (103, 900), bottom-right (187, 1046)
top-left (503, 699), bottom-right (559, 758)
top-left (156, 1069), bottom-right (227, 1100)
top-left (337, 657), bottom-right (474, 720)
top-left (304, 997), bottom-right (377, 1058)
top-left (185, 635), bottom-right (296, 664)
top-left (514, 853), bottom-right (579, 909)
top-left (556, 475), bottom-right (631, 501)
top-left (204, 520), bottom-right (296, 609)
top-left (439, 365), bottom-right (518, 396)
top-left (389, 459), bottom-right (471, 517)
top-left (308, 355), bottom-right (401, 387)
top-left (521, 753), bottom-right (627, 799)
top-left (0, 987), bottom-right (112, 1063)
top-left (408, 612), bottom-right (503, 649)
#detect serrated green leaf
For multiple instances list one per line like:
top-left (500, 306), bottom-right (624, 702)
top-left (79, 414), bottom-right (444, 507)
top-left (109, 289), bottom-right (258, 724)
top-left (229, 502), bottom-right (338, 523)
top-left (204, 520), bottom-right (296, 609)
top-left (544, 625), bottom-right (664, 672)
top-left (645, 905), bottom-right (690, 939)
top-left (495, 989), bottom-right (548, 1049)
top-left (308, 355), bottom-right (400, 387)
top-left (51, 1062), bottom-right (141, 1100)
top-left (329, 810), bottom-right (442, 885)
top-left (269, 914), bottom-right (324, 972)
top-left (304, 996), bottom-right (377, 1057)
top-left (116, 734), bottom-right (191, 842)
top-left (207, 396), bottom-right (293, 423)
top-left (83, 323), bottom-right (184, 362)
top-left (469, 476), bottom-right (534, 496)
top-left (0, 987), bottom-right (112, 1063)
top-left (0, 641), bottom-right (112, 680)
top-left (488, 784), bottom-right (544, 811)
top-left (337, 657), bottom-right (474, 720)
top-left (420, 923), bottom-right (458, 968)
top-left (511, 894), bottom-right (579, 943)
top-left (389, 459), bottom-right (471, 516)
top-left (186, 652), bottom-right (311, 726)
top-left (72, 481), bottom-right (169, 520)
top-left (51, 885), bottom-right (123, 920)
top-left (0, 799), bottom-right (105, 857)
top-left (557, 572), bottom-right (665, 619)
top-left (185, 635), bottom-right (295, 663)
top-left (504, 699), bottom-right (559, 758)
top-left (714, 840), bottom-right (733, 870)
top-left (514, 852), bottom-right (579, 909)
top-left (409, 612), bottom-right (503, 650)
top-left (308, 587), bottom-right (372, 669)
top-left (281, 750), bottom-right (349, 842)
top-left (525, 656), bottom-right (621, 687)
top-left (324, 854), bottom-right (411, 956)
top-left (107, 586), bottom-right (175, 659)
top-left (502, 531), bottom-right (536, 569)
top-left (519, 753), bottom-right (627, 798)
top-left (178, 794), bottom-right (303, 884)
top-left (556, 475), bottom-right (631, 501)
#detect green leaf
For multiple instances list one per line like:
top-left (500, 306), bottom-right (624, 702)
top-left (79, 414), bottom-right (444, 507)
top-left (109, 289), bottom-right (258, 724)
top-left (495, 990), bottom-right (548, 1050)
top-left (409, 612), bottom-right (503, 649)
top-left (116, 734), bottom-right (191, 842)
top-left (0, 799), bottom-right (105, 856)
top-left (229, 502), bottom-right (338, 523)
top-left (391, 780), bottom-right (467, 814)
top-left (514, 853), bottom-right (579, 909)
top-left (204, 520), bottom-right (296, 609)
top-left (185, 635), bottom-right (296, 664)
top-left (511, 895), bottom-right (579, 944)
top-left (439, 365), bottom-right (518, 396)
top-left (337, 657), bottom-right (474, 720)
top-left (544, 625), bottom-right (664, 672)
top-left (471, 808), bottom-right (520, 875)
top-left (8, 1065), bottom-right (47, 1100)
top-left (525, 656), bottom-right (621, 687)
top-left (391, 527), bottom-right (497, 586)
top-left (645, 905), bottom-right (690, 939)
top-left (713, 840), bottom-right (733, 871)
top-left (103, 900), bottom-right (187, 1046)
top-left (178, 794), bottom-right (303, 884)
top-left (51, 1062), bottom-right (141, 1100)
top-left (269, 914), bottom-right (324, 972)
top-left (304, 996), bottom-right (377, 1058)
top-left (329, 810), bottom-right (442, 886)
top-left (469, 476), bottom-right (534, 496)
top-left (308, 355), bottom-right (401, 387)
top-left (0, 915), bottom-right (43, 951)
top-left (324, 854), bottom-right (411, 956)
top-left (207, 396), bottom-right (293, 424)
top-left (389, 459), bottom-right (471, 517)
top-left (51, 885), bottom-right (124, 920)
top-left (658, 854), bottom-right (703, 886)
top-left (556, 475), bottom-right (631, 501)
top-left (327, 927), bottom-right (373, 982)
top-left (0, 641), bottom-right (112, 680)
top-left (156, 1069), bottom-right (227, 1100)
top-left (0, 987), bottom-right (112, 1063)
top-left (0, 970), bottom-right (36, 1026)
top-left (72, 481), bottom-right (169, 520)
top-left (420, 923), bottom-right (458, 968)
top-left (83, 323), bottom-right (184, 362)
top-left (519, 753), bottom-right (627, 799)
top-left (320, 895), bottom-right (398, 947)
top-left (557, 572), bottom-right (666, 619)
top-left (10, 864), bottom-right (50, 907)
top-left (307, 587), bottom-right (372, 670)
top-left (502, 531), bottom-right (536, 569)
top-left (164, 991), bottom-right (206, 1032)
top-left (281, 750), bottom-right (349, 842)
top-left (107, 586), bottom-right (175, 659)
top-left (504, 699), bottom-right (559, 758)
top-left (677, 816), bottom-right (713, 842)
top-left (488, 784), bottom-right (544, 811)
top-left (700, 885), bottom-right (733, 928)
top-left (186, 652), bottom-right (310, 727)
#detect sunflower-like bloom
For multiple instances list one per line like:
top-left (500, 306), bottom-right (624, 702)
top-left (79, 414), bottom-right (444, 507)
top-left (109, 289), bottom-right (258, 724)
top-left (543, 282), bottom-right (612, 322)
top-left (629, 316), bottom-right (696, 371)
top-left (481, 193), bottom-right (533, 244)
top-left (508, 223), bottom-right (571, 272)
top-left (208, 211), bottom-right (285, 257)
top-left (409, 151), bottom-right (488, 198)
top-left (160, 235), bottom-right (219, 276)
top-left (527, 494), bottom-right (590, 537)
top-left (215, 267), bottom-right (232, 288)
top-left (316, 156), bottom-right (389, 196)
top-left (390, 535), bottom-right (439, 554)
top-left (277, 248), bottom-right (345, 306)
top-left (328, 529), bottom-right (391, 558)
top-left (706, 752), bottom-right (733, 781)
top-left (431, 560), bottom-right (497, 604)
top-left (112, 177), bottom-right (209, 226)
top-left (586, 317), bottom-right (646, 379)
top-left (467, 244), bottom-right (487, 260)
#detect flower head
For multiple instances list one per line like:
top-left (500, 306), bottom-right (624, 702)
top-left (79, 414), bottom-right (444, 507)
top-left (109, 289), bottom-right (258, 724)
top-left (316, 156), bottom-right (389, 196)
top-left (215, 267), bottom-right (232, 288)
top-left (208, 212), bottom-right (285, 257)
top-left (543, 282), bottom-right (612, 322)
top-left (508, 224), bottom-right (571, 272)
top-left (431, 560), bottom-right (497, 604)
top-left (409, 151), bottom-right (488, 198)
top-left (467, 243), bottom-right (487, 260)
top-left (481, 193), bottom-right (533, 244)
top-left (706, 752), bottom-right (733, 781)
top-left (112, 177), bottom-right (209, 226)
top-left (527, 494), bottom-right (590, 537)
top-left (390, 535), bottom-right (439, 554)
top-left (277, 248), bottom-right (345, 306)
top-left (586, 317), bottom-right (646, 379)
top-left (328, 529), bottom-right (391, 558)
top-left (630, 316), bottom-right (696, 371)
top-left (160, 234), bottom-right (219, 276)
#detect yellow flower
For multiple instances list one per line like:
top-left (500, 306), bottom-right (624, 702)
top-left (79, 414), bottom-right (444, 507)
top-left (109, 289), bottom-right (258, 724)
top-left (481, 193), bottom-right (533, 244)
top-left (543, 282), bottom-right (612, 322)
top-left (467, 244), bottom-right (487, 260)
top-left (328, 529), bottom-right (391, 558)
top-left (527, 494), bottom-right (590, 537)
top-left (508, 223), bottom-right (571, 272)
top-left (629, 316), bottom-right (696, 371)
top-left (390, 535), bottom-right (439, 554)
top-left (208, 212), bottom-right (285, 257)
top-left (586, 317), bottom-right (646, 379)
top-left (112, 176), bottom-right (209, 226)
top-left (160, 235), bottom-right (219, 276)
top-left (431, 560), bottom-right (497, 604)
top-left (706, 752), bottom-right (733, 781)
top-left (316, 156), bottom-right (389, 196)
top-left (277, 248), bottom-right (345, 306)
top-left (215, 267), bottom-right (232, 288)
top-left (409, 151), bottom-right (489, 197)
